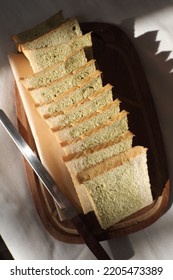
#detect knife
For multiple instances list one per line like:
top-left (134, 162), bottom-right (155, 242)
top-left (0, 109), bottom-right (111, 260)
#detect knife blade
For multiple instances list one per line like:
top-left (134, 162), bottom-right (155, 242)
top-left (0, 109), bottom-right (111, 260)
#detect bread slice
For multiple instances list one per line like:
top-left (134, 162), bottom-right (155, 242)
top-left (80, 146), bottom-right (153, 229)
top-left (65, 131), bottom-right (134, 170)
top-left (63, 131), bottom-right (134, 161)
top-left (23, 32), bottom-right (92, 72)
top-left (45, 84), bottom-right (113, 130)
top-left (20, 48), bottom-right (88, 89)
top-left (36, 71), bottom-right (103, 117)
top-left (64, 132), bottom-right (134, 213)
top-left (29, 59), bottom-right (97, 105)
top-left (19, 17), bottom-right (82, 51)
top-left (12, 10), bottom-right (65, 47)
top-left (56, 99), bottom-right (121, 144)
top-left (63, 110), bottom-right (129, 156)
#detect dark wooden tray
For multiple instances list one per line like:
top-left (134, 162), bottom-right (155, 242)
top-left (15, 22), bottom-right (170, 244)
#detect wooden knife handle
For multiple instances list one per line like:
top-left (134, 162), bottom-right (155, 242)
top-left (71, 214), bottom-right (111, 260)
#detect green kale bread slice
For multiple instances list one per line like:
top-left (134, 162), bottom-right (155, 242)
top-left (37, 71), bottom-right (103, 117)
top-left (12, 10), bottom-right (65, 46)
top-left (18, 17), bottom-right (82, 52)
top-left (56, 99), bottom-right (121, 144)
top-left (47, 83), bottom-right (113, 131)
top-left (23, 32), bottom-right (92, 72)
top-left (64, 131), bottom-right (134, 214)
top-left (79, 146), bottom-right (153, 229)
top-left (63, 110), bottom-right (129, 157)
top-left (29, 59), bottom-right (97, 104)
top-left (20, 48), bottom-right (88, 89)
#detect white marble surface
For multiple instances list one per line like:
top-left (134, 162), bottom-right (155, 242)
top-left (0, 0), bottom-right (173, 260)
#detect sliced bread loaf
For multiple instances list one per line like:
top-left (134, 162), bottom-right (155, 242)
top-left (37, 71), bottom-right (103, 117)
top-left (13, 12), bottom-right (153, 231)
top-left (20, 48), bottom-right (88, 89)
top-left (23, 32), bottom-right (92, 72)
top-left (19, 17), bottom-right (82, 51)
top-left (45, 84), bottom-right (113, 130)
top-left (79, 146), bottom-right (153, 229)
top-left (12, 10), bottom-right (65, 47)
top-left (63, 110), bottom-right (129, 157)
top-left (56, 99), bottom-right (121, 144)
top-left (30, 59), bottom-right (97, 105)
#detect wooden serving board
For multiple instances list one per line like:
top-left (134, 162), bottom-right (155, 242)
top-left (12, 22), bottom-right (170, 243)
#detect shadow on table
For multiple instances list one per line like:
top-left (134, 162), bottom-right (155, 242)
top-left (120, 17), bottom-right (173, 212)
top-left (103, 19), bottom-right (173, 260)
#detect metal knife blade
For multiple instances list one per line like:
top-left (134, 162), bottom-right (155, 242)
top-left (0, 109), bottom-right (111, 260)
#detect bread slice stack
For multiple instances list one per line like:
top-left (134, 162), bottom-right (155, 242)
top-left (12, 11), bottom-right (153, 230)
